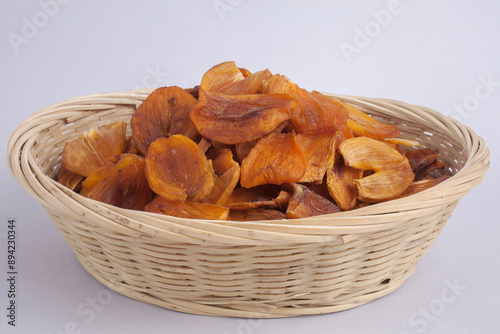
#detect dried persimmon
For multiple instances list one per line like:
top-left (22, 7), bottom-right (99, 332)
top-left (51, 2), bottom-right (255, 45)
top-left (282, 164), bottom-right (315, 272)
top-left (296, 132), bottom-right (337, 184)
top-left (131, 86), bottom-right (198, 155)
top-left (62, 121), bottom-right (126, 177)
top-left (340, 100), bottom-right (400, 139)
top-left (145, 135), bottom-right (215, 202)
top-left (240, 132), bottom-right (306, 188)
top-left (285, 183), bottom-right (341, 219)
top-left (145, 196), bottom-right (229, 220)
top-left (262, 74), bottom-right (348, 134)
top-left (339, 137), bottom-right (414, 202)
top-left (190, 90), bottom-right (296, 144)
top-left (228, 208), bottom-right (287, 221)
top-left (82, 154), bottom-right (152, 210)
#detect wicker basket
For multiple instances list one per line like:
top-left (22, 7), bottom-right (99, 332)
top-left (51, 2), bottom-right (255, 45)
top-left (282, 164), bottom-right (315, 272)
top-left (8, 89), bottom-right (489, 318)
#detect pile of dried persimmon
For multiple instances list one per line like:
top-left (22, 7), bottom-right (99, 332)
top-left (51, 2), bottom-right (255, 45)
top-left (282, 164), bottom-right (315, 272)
top-left (57, 61), bottom-right (448, 221)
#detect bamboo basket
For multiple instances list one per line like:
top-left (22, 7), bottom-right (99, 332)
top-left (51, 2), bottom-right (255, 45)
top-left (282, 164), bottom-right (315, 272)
top-left (8, 88), bottom-right (489, 318)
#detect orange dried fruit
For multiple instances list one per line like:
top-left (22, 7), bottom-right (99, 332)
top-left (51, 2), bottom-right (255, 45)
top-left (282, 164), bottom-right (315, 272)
top-left (262, 74), bottom-right (348, 134)
top-left (224, 185), bottom-right (289, 210)
top-left (223, 69), bottom-right (273, 95)
top-left (340, 100), bottom-right (400, 139)
top-left (395, 176), bottom-right (449, 199)
top-left (296, 132), bottom-right (337, 184)
top-left (130, 86), bottom-right (198, 155)
top-left (240, 132), bottom-right (306, 188)
top-left (206, 148), bottom-right (237, 175)
top-left (200, 61), bottom-right (246, 93)
top-left (124, 136), bottom-right (140, 155)
top-left (62, 121), bottom-right (126, 177)
top-left (190, 89), bottom-right (295, 145)
top-left (327, 152), bottom-right (363, 211)
top-left (145, 196), bottom-right (229, 220)
top-left (203, 149), bottom-right (240, 205)
top-left (339, 137), bottom-right (408, 171)
top-left (83, 154), bottom-right (152, 210)
top-left (284, 183), bottom-right (341, 219)
top-left (145, 135), bottom-right (215, 202)
top-left (56, 165), bottom-right (84, 192)
top-left (203, 163), bottom-right (240, 205)
top-left (340, 137), bottom-right (414, 202)
top-left (228, 208), bottom-right (287, 221)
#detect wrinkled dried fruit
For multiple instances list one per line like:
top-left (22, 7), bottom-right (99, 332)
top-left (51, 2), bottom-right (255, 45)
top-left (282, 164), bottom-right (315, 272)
top-left (62, 122), bottom-right (126, 177)
top-left (339, 137), bottom-right (408, 171)
top-left (327, 152), bottom-right (363, 211)
top-left (57, 165), bottom-right (84, 192)
top-left (203, 147), bottom-right (241, 204)
top-left (285, 183), bottom-right (341, 219)
top-left (228, 208), bottom-right (287, 221)
top-left (396, 176), bottom-right (449, 198)
top-left (223, 69), bottom-right (273, 95)
top-left (145, 135), bottom-right (215, 201)
top-left (145, 196), bottom-right (229, 220)
top-left (200, 61), bottom-right (246, 93)
top-left (224, 185), bottom-right (289, 210)
top-left (83, 154), bottom-right (152, 210)
top-left (131, 86), bottom-right (199, 155)
top-left (190, 89), bottom-right (296, 144)
top-left (262, 74), bottom-right (348, 134)
top-left (341, 100), bottom-right (400, 139)
top-left (296, 132), bottom-right (337, 184)
top-left (340, 137), bottom-right (415, 202)
top-left (206, 148), bottom-right (237, 175)
top-left (240, 132), bottom-right (306, 188)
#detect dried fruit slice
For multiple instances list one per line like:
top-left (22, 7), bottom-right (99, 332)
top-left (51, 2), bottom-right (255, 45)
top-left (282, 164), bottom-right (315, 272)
top-left (203, 149), bottom-right (240, 205)
top-left (203, 163), bottom-right (240, 205)
top-left (354, 163), bottom-right (414, 202)
top-left (405, 148), bottom-right (439, 172)
top-left (296, 132), bottom-right (337, 183)
top-left (339, 137), bottom-right (407, 171)
top-left (190, 90), bottom-right (295, 144)
top-left (200, 61), bottom-right (246, 93)
top-left (223, 69), bottom-right (273, 95)
top-left (56, 165), bottom-right (84, 192)
top-left (224, 185), bottom-right (289, 210)
top-left (327, 151), bottom-right (364, 211)
top-left (341, 100), bottom-right (400, 139)
top-left (262, 74), bottom-right (348, 134)
top-left (395, 176), bottom-right (449, 199)
top-left (145, 196), bottom-right (229, 220)
top-left (83, 154), bottom-right (152, 210)
top-left (206, 148), bottom-right (236, 175)
top-left (240, 132), bottom-right (306, 188)
top-left (131, 86), bottom-right (198, 155)
top-left (62, 121), bottom-right (126, 177)
top-left (340, 137), bottom-right (415, 202)
top-left (145, 135), bottom-right (215, 201)
top-left (228, 208), bottom-right (287, 221)
top-left (285, 183), bottom-right (341, 219)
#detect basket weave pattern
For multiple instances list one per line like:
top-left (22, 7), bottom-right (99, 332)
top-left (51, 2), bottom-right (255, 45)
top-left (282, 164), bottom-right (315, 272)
top-left (8, 89), bottom-right (489, 318)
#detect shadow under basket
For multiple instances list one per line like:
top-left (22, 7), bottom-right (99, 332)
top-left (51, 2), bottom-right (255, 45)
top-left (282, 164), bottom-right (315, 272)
top-left (8, 89), bottom-right (489, 318)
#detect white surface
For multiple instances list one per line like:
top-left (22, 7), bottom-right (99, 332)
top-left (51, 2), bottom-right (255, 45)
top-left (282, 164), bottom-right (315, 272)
top-left (1, 1), bottom-right (499, 333)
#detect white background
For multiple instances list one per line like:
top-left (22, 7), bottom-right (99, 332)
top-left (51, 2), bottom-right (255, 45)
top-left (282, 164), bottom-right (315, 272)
top-left (1, 1), bottom-right (499, 333)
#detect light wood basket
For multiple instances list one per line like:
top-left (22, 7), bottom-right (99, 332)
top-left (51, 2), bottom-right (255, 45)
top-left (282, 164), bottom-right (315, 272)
top-left (8, 89), bottom-right (489, 318)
